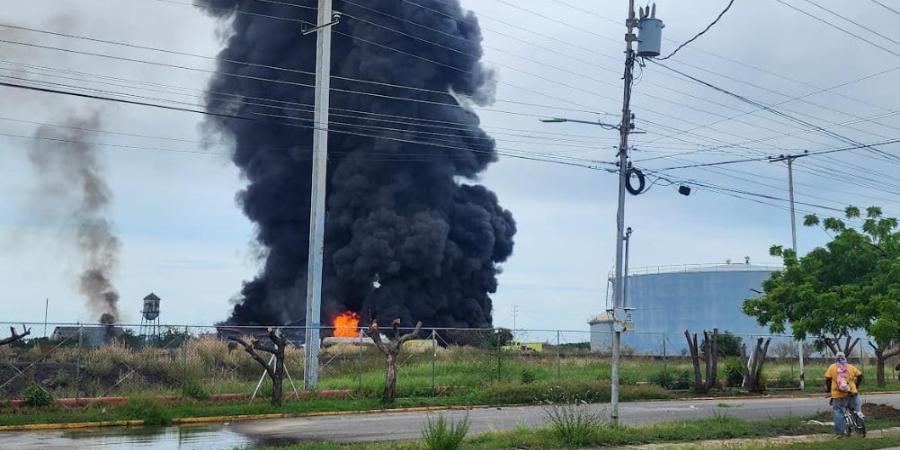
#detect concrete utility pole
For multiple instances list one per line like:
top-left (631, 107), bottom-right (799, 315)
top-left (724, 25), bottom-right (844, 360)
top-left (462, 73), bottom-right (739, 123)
top-left (539, 1), bottom-right (639, 425)
top-left (609, 0), bottom-right (638, 425)
top-left (304, 0), bottom-right (337, 391)
top-left (769, 151), bottom-right (808, 390)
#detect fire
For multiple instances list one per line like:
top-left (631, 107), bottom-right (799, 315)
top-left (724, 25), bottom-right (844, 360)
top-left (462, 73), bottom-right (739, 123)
top-left (332, 311), bottom-right (360, 338)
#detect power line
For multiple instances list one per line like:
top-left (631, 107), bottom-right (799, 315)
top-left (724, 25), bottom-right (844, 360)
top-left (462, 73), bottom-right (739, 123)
top-left (798, 0), bottom-right (900, 49)
top-left (19, 1), bottom-right (900, 200)
top-left (653, 137), bottom-right (900, 172)
top-left (0, 33), bottom-right (617, 120)
top-left (657, 0), bottom-right (736, 60)
top-left (17, 8), bottom-right (883, 162)
top-left (494, 0), bottom-right (892, 118)
top-left (0, 58), bottom-right (629, 152)
top-left (772, 0), bottom-right (900, 59)
top-left (0, 65), bottom-right (623, 160)
top-left (0, 27), bottom-right (804, 161)
top-left (868, 0), bottom-right (900, 17)
top-left (0, 79), bottom-right (615, 169)
top-left (650, 60), bottom-right (900, 165)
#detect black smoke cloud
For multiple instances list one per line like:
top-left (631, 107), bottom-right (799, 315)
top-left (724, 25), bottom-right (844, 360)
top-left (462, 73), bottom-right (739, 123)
top-left (27, 112), bottom-right (121, 323)
top-left (197, 0), bottom-right (515, 328)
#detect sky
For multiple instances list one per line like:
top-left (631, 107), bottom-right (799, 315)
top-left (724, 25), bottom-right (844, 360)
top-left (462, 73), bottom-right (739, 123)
top-left (1, 0), bottom-right (899, 335)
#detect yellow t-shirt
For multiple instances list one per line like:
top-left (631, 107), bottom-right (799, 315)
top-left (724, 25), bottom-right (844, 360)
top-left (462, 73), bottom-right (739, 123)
top-left (825, 363), bottom-right (862, 398)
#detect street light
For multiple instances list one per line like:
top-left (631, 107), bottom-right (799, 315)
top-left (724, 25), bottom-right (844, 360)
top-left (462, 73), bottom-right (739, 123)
top-left (540, 117), bottom-right (620, 130)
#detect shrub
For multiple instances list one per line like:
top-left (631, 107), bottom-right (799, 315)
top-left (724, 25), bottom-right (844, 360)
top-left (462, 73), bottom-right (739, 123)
top-left (520, 369), bottom-right (536, 384)
top-left (182, 379), bottom-right (210, 400)
top-left (544, 400), bottom-right (603, 447)
top-left (118, 398), bottom-right (172, 426)
top-left (775, 371), bottom-right (795, 388)
top-left (422, 414), bottom-right (469, 450)
top-left (724, 358), bottom-right (744, 387)
top-left (22, 384), bottom-right (53, 407)
top-left (649, 369), bottom-right (692, 390)
top-left (659, 370), bottom-right (693, 390)
top-left (700, 331), bottom-right (743, 357)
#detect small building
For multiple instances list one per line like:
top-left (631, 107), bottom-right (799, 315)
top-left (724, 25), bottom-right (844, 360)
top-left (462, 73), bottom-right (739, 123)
top-left (51, 326), bottom-right (123, 347)
top-left (588, 312), bottom-right (614, 353)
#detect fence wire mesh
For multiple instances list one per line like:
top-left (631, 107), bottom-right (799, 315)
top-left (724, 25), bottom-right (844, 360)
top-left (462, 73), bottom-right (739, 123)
top-left (0, 322), bottom-right (898, 404)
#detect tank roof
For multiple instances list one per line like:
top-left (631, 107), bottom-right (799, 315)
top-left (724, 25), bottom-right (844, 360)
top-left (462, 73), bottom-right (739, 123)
top-left (588, 311), bottom-right (613, 325)
top-left (613, 262), bottom-right (781, 278)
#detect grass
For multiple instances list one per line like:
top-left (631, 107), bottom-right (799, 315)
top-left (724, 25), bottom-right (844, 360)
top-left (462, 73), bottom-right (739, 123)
top-left (676, 435), bottom-right (900, 449)
top-left (250, 415), bottom-right (900, 450)
top-left (0, 381), bottom-right (671, 427)
top-left (4, 336), bottom-right (899, 402)
top-left (543, 401), bottom-right (605, 446)
top-left (421, 414), bottom-right (469, 450)
top-left (2, 336), bottom-right (898, 427)
top-left (745, 436), bottom-right (900, 449)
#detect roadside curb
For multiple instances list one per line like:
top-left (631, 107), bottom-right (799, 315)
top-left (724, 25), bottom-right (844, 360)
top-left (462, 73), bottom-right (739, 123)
top-left (0, 420), bottom-right (144, 432)
top-left (0, 404), bottom-right (480, 432)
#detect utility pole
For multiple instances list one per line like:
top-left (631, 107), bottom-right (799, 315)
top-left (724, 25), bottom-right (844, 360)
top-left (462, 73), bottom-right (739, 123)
top-left (609, 0), bottom-right (638, 425)
top-left (303, 0), bottom-right (338, 391)
top-left (768, 151), bottom-right (808, 390)
top-left (538, 0), bottom-right (663, 424)
top-left (43, 298), bottom-right (48, 338)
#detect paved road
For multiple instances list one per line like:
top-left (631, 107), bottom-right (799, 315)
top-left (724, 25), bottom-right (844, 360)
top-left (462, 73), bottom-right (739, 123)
top-left (234, 393), bottom-right (900, 443)
top-left (1, 393), bottom-right (899, 449)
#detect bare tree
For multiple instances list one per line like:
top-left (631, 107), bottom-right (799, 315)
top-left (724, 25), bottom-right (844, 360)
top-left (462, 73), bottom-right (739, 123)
top-left (741, 337), bottom-right (771, 393)
top-left (822, 334), bottom-right (859, 356)
top-left (228, 327), bottom-right (287, 406)
top-left (684, 329), bottom-right (718, 393)
top-left (369, 319), bottom-right (422, 403)
top-left (0, 326), bottom-right (30, 347)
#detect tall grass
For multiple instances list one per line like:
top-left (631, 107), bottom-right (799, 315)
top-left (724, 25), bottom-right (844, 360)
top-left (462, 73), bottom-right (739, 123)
top-left (543, 400), bottom-right (605, 447)
top-left (4, 335), bottom-right (899, 402)
top-left (422, 414), bottom-right (469, 450)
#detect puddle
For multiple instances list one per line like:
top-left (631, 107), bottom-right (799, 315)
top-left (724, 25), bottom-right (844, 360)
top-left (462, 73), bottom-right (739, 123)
top-left (0, 424), bottom-right (262, 450)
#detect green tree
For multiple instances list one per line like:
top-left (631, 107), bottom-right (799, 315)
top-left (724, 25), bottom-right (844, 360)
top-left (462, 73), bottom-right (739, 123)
top-left (743, 206), bottom-right (900, 385)
top-left (700, 330), bottom-right (743, 357)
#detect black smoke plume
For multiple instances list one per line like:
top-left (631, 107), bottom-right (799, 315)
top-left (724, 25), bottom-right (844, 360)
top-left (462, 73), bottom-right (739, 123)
top-left (27, 112), bottom-right (121, 323)
top-left (197, 0), bottom-right (515, 329)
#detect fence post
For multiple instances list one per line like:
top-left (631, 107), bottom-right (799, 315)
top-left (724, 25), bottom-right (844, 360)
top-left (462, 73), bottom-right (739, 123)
top-left (496, 329), bottom-right (501, 382)
top-left (662, 335), bottom-right (668, 387)
top-left (431, 329), bottom-right (436, 397)
top-left (76, 324), bottom-right (83, 400)
top-left (357, 330), bottom-right (363, 393)
top-left (182, 326), bottom-right (188, 397)
top-left (556, 330), bottom-right (561, 381)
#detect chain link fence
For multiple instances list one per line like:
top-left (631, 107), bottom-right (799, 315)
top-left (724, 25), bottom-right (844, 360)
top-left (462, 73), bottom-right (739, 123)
top-left (0, 322), bottom-right (897, 403)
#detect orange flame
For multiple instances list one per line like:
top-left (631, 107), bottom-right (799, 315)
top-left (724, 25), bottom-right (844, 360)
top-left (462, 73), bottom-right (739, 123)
top-left (332, 311), bottom-right (360, 338)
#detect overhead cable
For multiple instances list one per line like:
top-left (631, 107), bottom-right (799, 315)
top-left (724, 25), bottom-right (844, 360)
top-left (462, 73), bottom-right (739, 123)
top-left (657, 0), bottom-right (736, 61)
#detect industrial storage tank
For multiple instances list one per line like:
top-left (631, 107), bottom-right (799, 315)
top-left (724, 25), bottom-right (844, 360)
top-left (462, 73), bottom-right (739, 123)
top-left (590, 262), bottom-right (780, 355)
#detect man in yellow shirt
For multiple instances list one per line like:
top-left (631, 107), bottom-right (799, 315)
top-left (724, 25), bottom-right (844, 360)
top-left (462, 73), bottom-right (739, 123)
top-left (824, 351), bottom-right (863, 436)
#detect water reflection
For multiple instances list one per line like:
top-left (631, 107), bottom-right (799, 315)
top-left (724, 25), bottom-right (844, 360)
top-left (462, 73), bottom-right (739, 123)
top-left (0, 424), bottom-right (257, 449)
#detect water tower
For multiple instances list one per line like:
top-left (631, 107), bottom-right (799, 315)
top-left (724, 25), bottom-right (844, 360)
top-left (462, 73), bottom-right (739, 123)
top-left (140, 292), bottom-right (161, 338)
